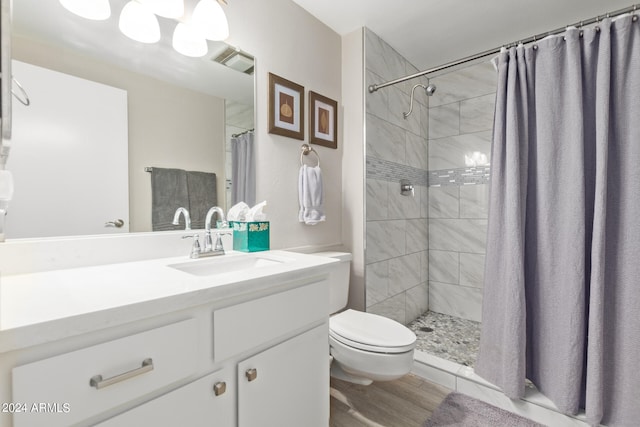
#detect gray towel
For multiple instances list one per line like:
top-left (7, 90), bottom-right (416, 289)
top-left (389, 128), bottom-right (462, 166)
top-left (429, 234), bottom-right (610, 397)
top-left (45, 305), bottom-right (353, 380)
top-left (186, 171), bottom-right (217, 229)
top-left (151, 168), bottom-right (189, 231)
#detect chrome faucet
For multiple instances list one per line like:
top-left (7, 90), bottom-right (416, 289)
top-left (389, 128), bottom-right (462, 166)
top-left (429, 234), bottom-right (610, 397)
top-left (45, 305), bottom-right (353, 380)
top-left (204, 206), bottom-right (228, 252)
top-left (172, 207), bottom-right (191, 230)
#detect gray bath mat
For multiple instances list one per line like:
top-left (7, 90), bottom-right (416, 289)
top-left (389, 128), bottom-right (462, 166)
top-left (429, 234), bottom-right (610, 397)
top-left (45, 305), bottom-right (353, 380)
top-left (424, 392), bottom-right (546, 427)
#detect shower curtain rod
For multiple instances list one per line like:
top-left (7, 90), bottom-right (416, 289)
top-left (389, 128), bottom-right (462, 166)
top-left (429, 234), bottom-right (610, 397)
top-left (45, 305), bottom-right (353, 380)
top-left (368, 3), bottom-right (639, 93)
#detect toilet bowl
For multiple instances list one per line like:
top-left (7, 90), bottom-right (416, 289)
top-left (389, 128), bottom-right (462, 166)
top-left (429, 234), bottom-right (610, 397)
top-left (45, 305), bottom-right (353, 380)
top-left (314, 251), bottom-right (416, 385)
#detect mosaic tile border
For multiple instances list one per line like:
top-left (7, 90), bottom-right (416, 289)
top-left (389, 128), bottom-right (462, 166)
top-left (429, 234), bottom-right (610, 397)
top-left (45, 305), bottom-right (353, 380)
top-left (429, 166), bottom-right (491, 187)
top-left (366, 156), bottom-right (490, 187)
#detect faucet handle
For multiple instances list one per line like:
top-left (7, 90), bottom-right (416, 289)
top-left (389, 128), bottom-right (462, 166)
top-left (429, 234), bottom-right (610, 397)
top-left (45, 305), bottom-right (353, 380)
top-left (214, 232), bottom-right (225, 252)
top-left (182, 234), bottom-right (201, 258)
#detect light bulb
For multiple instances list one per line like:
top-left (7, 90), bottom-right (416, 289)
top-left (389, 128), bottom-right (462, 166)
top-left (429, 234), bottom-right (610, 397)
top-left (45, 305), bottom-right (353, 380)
top-left (119, 1), bottom-right (161, 44)
top-left (139, 0), bottom-right (184, 19)
top-left (59, 0), bottom-right (111, 20)
top-left (192, 0), bottom-right (229, 41)
top-left (172, 23), bottom-right (208, 57)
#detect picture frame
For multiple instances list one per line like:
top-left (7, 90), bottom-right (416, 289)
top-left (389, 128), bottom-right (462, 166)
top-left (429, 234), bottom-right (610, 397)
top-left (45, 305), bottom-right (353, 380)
top-left (268, 72), bottom-right (304, 140)
top-left (309, 91), bottom-right (338, 149)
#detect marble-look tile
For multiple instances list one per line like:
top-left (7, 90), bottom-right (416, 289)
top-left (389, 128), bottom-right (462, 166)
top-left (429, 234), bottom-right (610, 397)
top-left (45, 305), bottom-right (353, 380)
top-left (429, 219), bottom-right (488, 253)
top-left (429, 282), bottom-right (483, 322)
top-left (421, 250), bottom-right (429, 283)
top-left (366, 179), bottom-right (388, 221)
top-left (460, 93), bottom-right (496, 134)
top-left (428, 131), bottom-right (492, 170)
top-left (429, 103), bottom-right (460, 139)
top-left (387, 86), bottom-right (421, 136)
top-left (405, 132), bottom-right (428, 170)
top-left (365, 28), bottom-right (407, 82)
top-left (389, 252), bottom-right (422, 295)
top-left (406, 218), bottom-right (429, 253)
top-left (429, 250), bottom-right (459, 284)
top-left (366, 220), bottom-right (406, 263)
top-left (429, 61), bottom-right (497, 108)
top-left (366, 70), bottom-right (389, 121)
top-left (388, 179), bottom-right (421, 219)
top-left (460, 184), bottom-right (489, 219)
top-left (459, 253), bottom-right (485, 288)
top-left (429, 186), bottom-right (459, 218)
top-left (366, 260), bottom-right (389, 306)
top-left (405, 283), bottom-right (429, 324)
top-left (368, 292), bottom-right (406, 324)
top-left (420, 99), bottom-right (429, 139)
top-left (420, 185), bottom-right (429, 219)
top-left (366, 113), bottom-right (405, 163)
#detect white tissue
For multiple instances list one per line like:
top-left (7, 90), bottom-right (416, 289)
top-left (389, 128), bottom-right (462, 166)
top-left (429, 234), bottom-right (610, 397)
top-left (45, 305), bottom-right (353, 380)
top-left (227, 202), bottom-right (249, 222)
top-left (246, 201), bottom-right (267, 222)
top-left (0, 170), bottom-right (14, 202)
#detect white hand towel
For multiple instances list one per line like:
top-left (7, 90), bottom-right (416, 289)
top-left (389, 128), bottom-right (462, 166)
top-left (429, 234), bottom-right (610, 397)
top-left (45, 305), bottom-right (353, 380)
top-left (298, 165), bottom-right (326, 225)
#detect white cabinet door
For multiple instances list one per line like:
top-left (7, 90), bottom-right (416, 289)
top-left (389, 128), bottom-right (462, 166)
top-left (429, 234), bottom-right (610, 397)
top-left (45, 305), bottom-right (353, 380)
top-left (95, 369), bottom-right (234, 427)
top-left (237, 323), bottom-right (329, 427)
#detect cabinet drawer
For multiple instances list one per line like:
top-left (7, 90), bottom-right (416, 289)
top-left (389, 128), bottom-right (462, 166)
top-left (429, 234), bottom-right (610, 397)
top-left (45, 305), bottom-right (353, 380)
top-left (95, 369), bottom-right (234, 427)
top-left (12, 318), bottom-right (198, 427)
top-left (213, 280), bottom-right (328, 361)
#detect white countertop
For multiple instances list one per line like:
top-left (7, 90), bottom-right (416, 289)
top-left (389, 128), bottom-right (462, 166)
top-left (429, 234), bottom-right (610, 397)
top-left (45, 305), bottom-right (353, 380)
top-left (0, 250), bottom-right (337, 353)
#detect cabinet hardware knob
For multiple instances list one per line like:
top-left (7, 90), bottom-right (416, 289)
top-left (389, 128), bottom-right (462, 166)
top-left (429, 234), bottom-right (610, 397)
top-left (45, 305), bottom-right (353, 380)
top-left (245, 368), bottom-right (258, 382)
top-left (213, 381), bottom-right (227, 396)
top-left (89, 358), bottom-right (153, 389)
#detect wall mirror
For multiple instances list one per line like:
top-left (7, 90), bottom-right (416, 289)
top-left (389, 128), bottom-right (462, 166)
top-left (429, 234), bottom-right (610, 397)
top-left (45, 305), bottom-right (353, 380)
top-left (5, 0), bottom-right (255, 239)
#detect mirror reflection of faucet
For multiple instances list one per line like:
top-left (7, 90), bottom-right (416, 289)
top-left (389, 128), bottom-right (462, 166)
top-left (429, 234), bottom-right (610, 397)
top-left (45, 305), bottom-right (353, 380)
top-left (172, 207), bottom-right (192, 230)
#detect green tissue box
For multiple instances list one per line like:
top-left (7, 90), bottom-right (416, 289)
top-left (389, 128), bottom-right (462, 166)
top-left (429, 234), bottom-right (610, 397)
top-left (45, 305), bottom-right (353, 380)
top-left (232, 221), bottom-right (270, 252)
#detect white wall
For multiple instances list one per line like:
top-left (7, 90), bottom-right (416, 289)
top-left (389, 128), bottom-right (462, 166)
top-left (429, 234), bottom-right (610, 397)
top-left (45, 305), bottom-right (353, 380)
top-left (224, 0), bottom-right (343, 250)
top-left (341, 29), bottom-right (365, 310)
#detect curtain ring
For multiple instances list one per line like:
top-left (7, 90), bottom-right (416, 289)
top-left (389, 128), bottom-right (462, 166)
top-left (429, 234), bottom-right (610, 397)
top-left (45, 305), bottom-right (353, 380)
top-left (633, 5), bottom-right (638, 22)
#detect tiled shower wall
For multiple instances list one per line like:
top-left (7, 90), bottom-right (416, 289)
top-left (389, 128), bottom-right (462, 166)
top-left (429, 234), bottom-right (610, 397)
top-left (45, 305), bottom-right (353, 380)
top-left (427, 62), bottom-right (497, 322)
top-left (364, 29), bottom-right (429, 325)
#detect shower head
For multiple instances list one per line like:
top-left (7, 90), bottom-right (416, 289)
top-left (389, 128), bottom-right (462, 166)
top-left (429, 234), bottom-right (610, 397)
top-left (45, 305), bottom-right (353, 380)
top-left (426, 84), bottom-right (436, 96)
top-left (403, 83), bottom-right (437, 119)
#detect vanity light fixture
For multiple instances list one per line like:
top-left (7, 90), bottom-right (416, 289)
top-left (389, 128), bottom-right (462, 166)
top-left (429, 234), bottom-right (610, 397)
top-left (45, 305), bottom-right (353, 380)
top-left (59, 0), bottom-right (111, 20)
top-left (192, 0), bottom-right (229, 41)
top-left (172, 22), bottom-right (209, 57)
top-left (119, 1), bottom-right (161, 44)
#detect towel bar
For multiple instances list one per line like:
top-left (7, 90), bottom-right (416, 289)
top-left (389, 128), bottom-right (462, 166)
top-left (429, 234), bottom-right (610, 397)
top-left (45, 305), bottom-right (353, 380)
top-left (300, 144), bottom-right (320, 167)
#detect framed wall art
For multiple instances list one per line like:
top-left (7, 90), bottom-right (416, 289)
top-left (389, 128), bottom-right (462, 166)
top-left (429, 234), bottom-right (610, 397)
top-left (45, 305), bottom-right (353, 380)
top-left (268, 72), bottom-right (304, 140)
top-left (309, 91), bottom-right (337, 149)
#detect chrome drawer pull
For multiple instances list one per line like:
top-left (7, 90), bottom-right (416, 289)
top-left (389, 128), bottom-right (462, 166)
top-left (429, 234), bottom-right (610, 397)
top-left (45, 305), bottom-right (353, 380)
top-left (90, 358), bottom-right (153, 389)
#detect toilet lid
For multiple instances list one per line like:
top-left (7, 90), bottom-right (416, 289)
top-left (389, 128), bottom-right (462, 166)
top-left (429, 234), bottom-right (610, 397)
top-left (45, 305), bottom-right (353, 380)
top-left (330, 309), bottom-right (416, 353)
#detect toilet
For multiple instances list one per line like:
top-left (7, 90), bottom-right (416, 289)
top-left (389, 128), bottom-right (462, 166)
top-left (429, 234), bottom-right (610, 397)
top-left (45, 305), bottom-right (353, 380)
top-left (315, 251), bottom-right (416, 385)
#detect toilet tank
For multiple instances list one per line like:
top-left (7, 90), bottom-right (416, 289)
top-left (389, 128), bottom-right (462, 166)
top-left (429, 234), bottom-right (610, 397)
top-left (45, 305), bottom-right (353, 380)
top-left (313, 251), bottom-right (352, 314)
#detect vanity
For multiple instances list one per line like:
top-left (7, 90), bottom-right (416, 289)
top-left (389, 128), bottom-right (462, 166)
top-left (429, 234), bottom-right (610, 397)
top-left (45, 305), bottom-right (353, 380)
top-left (0, 234), bottom-right (336, 427)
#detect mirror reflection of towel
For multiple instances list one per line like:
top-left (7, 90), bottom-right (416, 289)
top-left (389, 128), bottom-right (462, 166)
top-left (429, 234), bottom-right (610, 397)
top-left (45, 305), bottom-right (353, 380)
top-left (151, 168), bottom-right (188, 231)
top-left (298, 165), bottom-right (326, 225)
top-left (187, 171), bottom-right (217, 229)
top-left (151, 167), bottom-right (217, 231)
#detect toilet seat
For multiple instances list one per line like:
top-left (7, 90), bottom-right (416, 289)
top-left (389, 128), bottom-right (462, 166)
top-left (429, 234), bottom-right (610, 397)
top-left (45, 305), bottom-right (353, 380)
top-left (330, 309), bottom-right (416, 354)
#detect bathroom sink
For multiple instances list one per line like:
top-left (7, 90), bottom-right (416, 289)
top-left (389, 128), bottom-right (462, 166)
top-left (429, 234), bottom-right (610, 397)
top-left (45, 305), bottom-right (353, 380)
top-left (168, 253), bottom-right (287, 277)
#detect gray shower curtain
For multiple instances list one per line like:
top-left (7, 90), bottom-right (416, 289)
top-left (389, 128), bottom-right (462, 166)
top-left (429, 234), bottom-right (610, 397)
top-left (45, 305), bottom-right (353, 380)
top-left (231, 131), bottom-right (256, 207)
top-left (476, 16), bottom-right (640, 427)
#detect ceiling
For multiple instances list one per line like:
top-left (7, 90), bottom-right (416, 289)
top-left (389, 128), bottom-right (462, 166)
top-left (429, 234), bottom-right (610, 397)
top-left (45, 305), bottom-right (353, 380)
top-left (292, 0), bottom-right (635, 72)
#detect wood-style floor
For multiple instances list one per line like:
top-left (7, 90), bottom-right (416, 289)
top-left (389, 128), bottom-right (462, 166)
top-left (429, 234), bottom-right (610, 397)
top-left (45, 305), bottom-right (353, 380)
top-left (329, 374), bottom-right (451, 427)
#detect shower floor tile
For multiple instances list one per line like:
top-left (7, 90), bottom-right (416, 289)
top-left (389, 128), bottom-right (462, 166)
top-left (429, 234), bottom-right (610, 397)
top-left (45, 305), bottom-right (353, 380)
top-left (408, 311), bottom-right (481, 367)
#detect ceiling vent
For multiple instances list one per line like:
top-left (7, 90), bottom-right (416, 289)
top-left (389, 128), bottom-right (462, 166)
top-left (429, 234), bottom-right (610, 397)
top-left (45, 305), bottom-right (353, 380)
top-left (212, 46), bottom-right (254, 75)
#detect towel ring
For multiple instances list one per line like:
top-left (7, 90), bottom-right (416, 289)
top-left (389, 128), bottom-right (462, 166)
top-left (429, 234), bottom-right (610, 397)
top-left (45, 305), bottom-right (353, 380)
top-left (300, 144), bottom-right (320, 167)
